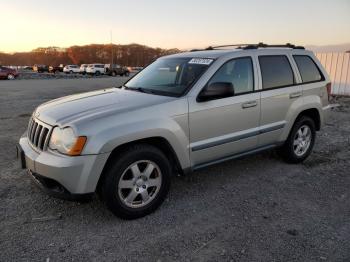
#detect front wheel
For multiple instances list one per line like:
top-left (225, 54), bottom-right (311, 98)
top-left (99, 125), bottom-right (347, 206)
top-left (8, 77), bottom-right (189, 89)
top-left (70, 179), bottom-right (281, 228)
top-left (7, 74), bottom-right (15, 80)
top-left (280, 116), bottom-right (316, 163)
top-left (100, 144), bottom-right (171, 219)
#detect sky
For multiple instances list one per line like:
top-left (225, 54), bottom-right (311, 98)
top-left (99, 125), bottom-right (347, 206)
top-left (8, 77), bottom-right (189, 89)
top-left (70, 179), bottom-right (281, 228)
top-left (1, 0), bottom-right (349, 53)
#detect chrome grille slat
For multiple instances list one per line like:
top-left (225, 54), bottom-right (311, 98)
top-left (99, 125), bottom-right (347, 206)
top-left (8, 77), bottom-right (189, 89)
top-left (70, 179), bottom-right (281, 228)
top-left (39, 127), bottom-right (49, 150)
top-left (27, 118), bottom-right (33, 137)
top-left (31, 122), bottom-right (38, 142)
top-left (28, 119), bottom-right (35, 140)
top-left (37, 127), bottom-right (45, 148)
top-left (43, 128), bottom-right (52, 151)
top-left (34, 125), bottom-right (42, 146)
top-left (27, 118), bottom-right (52, 152)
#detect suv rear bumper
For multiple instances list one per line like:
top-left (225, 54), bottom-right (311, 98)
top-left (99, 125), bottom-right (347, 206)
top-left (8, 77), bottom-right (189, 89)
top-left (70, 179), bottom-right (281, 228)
top-left (322, 104), bottom-right (332, 125)
top-left (18, 134), bottom-right (110, 195)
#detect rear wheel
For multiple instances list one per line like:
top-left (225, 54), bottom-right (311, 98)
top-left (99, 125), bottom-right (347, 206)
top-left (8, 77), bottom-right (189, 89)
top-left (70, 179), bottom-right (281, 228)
top-left (100, 144), bottom-right (171, 219)
top-left (95, 71), bottom-right (101, 76)
top-left (280, 116), bottom-right (316, 163)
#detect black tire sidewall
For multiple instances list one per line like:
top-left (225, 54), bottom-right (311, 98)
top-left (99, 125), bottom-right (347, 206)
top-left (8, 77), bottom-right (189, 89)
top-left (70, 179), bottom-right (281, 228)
top-left (101, 145), bottom-right (171, 219)
top-left (283, 116), bottom-right (316, 163)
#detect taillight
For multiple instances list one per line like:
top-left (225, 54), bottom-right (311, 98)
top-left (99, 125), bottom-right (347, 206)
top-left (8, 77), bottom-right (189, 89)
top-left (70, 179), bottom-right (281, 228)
top-left (326, 82), bottom-right (332, 101)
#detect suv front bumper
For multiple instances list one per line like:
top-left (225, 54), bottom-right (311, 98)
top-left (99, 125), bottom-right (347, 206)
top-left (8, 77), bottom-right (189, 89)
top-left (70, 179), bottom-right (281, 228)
top-left (18, 134), bottom-right (110, 197)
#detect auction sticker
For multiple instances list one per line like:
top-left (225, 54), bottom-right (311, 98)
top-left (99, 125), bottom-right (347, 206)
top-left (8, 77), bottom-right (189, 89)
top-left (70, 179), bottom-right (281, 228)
top-left (188, 58), bottom-right (214, 65)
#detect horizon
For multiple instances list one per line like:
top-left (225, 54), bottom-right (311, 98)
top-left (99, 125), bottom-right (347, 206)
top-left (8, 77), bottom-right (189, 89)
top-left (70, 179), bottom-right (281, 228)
top-left (1, 42), bottom-right (350, 55)
top-left (1, 0), bottom-right (349, 53)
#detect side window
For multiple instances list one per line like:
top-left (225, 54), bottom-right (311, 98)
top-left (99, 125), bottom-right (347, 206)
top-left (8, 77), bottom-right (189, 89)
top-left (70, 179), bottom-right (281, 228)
top-left (293, 55), bottom-right (324, 83)
top-left (208, 57), bottom-right (254, 95)
top-left (259, 55), bottom-right (294, 89)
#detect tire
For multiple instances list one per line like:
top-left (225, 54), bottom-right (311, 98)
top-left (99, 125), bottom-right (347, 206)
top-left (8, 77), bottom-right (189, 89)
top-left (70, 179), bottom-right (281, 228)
top-left (7, 74), bottom-right (15, 80)
top-left (69, 70), bottom-right (73, 74)
top-left (280, 116), bottom-right (316, 163)
top-left (100, 144), bottom-right (171, 219)
top-left (111, 71), bottom-right (116, 77)
top-left (124, 71), bottom-right (130, 77)
top-left (95, 71), bottom-right (101, 76)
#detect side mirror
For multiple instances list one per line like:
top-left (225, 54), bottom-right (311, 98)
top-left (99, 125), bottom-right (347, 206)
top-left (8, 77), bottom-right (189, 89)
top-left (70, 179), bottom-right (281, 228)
top-left (197, 82), bottom-right (234, 102)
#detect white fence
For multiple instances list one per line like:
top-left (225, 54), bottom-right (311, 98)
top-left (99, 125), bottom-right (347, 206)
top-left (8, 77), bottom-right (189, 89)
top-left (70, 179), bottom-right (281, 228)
top-left (315, 52), bottom-right (350, 96)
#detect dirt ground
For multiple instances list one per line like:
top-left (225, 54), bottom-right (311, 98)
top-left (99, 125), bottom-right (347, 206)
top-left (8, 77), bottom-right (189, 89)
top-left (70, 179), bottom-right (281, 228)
top-left (0, 78), bottom-right (349, 262)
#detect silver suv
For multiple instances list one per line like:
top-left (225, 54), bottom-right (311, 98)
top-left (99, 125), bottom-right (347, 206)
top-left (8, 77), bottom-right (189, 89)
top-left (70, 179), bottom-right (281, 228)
top-left (18, 43), bottom-right (332, 219)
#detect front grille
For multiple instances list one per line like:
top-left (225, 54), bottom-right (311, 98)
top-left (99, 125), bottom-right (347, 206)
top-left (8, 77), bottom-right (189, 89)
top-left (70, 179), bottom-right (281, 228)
top-left (27, 118), bottom-right (52, 151)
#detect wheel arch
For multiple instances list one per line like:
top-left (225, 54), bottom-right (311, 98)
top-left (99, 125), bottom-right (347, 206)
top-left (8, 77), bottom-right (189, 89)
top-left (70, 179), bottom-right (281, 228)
top-left (96, 136), bottom-right (184, 192)
top-left (294, 108), bottom-right (321, 131)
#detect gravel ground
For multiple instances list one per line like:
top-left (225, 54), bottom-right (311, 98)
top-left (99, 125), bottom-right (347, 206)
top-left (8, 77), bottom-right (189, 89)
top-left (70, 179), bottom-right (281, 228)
top-left (0, 78), bottom-right (349, 262)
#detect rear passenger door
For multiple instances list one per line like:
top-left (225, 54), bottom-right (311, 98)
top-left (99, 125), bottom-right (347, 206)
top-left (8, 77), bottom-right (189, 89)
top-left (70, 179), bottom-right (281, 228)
top-left (256, 54), bottom-right (302, 147)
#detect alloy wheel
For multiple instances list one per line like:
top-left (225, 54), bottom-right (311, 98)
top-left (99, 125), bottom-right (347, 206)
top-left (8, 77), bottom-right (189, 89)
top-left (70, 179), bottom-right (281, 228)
top-left (118, 160), bottom-right (162, 208)
top-left (293, 125), bottom-right (312, 157)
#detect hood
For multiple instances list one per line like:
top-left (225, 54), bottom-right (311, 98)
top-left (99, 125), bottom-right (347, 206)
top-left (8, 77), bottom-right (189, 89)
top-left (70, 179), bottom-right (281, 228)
top-left (35, 88), bottom-right (175, 126)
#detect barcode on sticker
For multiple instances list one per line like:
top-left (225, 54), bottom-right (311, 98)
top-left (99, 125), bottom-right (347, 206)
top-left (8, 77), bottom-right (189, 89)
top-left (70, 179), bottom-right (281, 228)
top-left (188, 58), bottom-right (213, 65)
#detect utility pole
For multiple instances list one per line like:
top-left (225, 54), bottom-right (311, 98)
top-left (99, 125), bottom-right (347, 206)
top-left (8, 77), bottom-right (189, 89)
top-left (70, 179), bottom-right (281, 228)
top-left (110, 30), bottom-right (113, 67)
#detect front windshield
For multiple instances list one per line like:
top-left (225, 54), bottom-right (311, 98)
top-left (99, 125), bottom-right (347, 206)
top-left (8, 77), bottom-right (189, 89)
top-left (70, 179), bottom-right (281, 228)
top-left (124, 57), bottom-right (213, 96)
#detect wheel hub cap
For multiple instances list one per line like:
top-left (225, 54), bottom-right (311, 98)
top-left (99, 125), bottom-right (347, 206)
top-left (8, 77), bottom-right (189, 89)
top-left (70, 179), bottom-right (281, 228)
top-left (135, 178), bottom-right (144, 187)
top-left (118, 160), bottom-right (162, 208)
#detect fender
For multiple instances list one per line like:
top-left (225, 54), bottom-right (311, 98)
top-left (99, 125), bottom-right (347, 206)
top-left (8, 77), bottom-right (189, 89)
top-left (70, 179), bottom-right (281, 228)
top-left (279, 94), bottom-right (322, 141)
top-left (81, 115), bottom-right (191, 170)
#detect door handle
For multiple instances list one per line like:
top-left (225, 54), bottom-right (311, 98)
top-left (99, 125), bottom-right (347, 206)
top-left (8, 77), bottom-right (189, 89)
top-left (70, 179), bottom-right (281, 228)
top-left (242, 100), bottom-right (257, 109)
top-left (289, 92), bottom-right (302, 99)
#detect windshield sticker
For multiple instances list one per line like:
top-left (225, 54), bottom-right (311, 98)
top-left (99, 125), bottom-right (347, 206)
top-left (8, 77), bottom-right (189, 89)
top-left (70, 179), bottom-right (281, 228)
top-left (188, 58), bottom-right (214, 65)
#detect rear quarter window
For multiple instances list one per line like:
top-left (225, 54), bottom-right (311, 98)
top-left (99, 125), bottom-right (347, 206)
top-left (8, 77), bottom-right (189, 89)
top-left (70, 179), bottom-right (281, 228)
top-left (259, 55), bottom-right (295, 89)
top-left (293, 55), bottom-right (324, 83)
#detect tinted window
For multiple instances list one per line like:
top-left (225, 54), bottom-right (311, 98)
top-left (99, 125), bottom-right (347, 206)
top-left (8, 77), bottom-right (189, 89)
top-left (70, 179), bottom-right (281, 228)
top-left (209, 57), bottom-right (254, 94)
top-left (293, 55), bottom-right (323, 83)
top-left (259, 56), bottom-right (294, 89)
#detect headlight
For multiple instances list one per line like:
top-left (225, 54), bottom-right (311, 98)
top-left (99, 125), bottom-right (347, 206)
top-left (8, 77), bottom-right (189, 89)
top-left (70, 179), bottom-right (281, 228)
top-left (49, 127), bottom-right (87, 156)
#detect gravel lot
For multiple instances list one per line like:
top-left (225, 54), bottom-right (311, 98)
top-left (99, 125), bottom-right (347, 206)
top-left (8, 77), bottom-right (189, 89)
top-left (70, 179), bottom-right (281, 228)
top-left (15, 71), bottom-right (126, 80)
top-left (0, 78), bottom-right (349, 262)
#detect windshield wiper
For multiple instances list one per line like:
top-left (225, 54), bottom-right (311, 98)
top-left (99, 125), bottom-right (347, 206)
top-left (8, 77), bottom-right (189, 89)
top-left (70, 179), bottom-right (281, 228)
top-left (125, 86), bottom-right (155, 94)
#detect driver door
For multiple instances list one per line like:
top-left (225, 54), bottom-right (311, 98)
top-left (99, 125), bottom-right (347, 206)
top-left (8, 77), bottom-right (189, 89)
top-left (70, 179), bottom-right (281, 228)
top-left (188, 57), bottom-right (260, 167)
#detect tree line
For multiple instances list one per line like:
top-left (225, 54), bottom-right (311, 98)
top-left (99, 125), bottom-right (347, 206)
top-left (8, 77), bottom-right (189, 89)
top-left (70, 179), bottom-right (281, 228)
top-left (0, 44), bottom-right (181, 67)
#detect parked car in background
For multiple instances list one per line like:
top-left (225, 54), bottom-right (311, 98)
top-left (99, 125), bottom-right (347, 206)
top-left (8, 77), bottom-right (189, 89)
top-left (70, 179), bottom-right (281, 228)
top-left (22, 66), bottom-right (33, 71)
top-left (0, 66), bottom-right (19, 80)
top-left (33, 65), bottom-right (49, 73)
top-left (49, 66), bottom-right (61, 74)
top-left (80, 64), bottom-right (88, 74)
top-left (63, 65), bottom-right (80, 74)
top-left (129, 66), bottom-right (144, 73)
top-left (105, 64), bottom-right (130, 76)
top-left (86, 64), bottom-right (105, 75)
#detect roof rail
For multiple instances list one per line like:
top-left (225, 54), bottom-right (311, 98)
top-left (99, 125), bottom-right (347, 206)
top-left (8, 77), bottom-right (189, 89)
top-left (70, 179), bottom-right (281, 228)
top-left (242, 42), bottom-right (305, 50)
top-left (190, 44), bottom-right (254, 52)
top-left (190, 42), bottom-right (304, 52)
